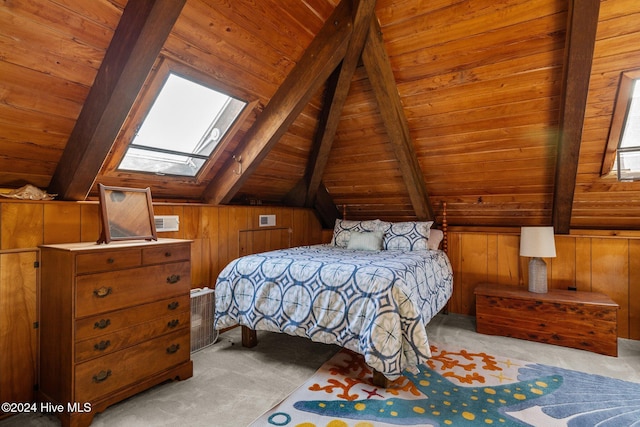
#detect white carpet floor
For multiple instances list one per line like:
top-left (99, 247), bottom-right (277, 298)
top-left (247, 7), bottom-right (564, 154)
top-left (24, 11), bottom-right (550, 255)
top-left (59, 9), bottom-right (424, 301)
top-left (2, 313), bottom-right (639, 427)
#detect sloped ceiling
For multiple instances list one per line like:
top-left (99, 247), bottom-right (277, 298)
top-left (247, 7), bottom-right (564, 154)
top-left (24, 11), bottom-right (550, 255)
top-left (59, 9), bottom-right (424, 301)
top-left (2, 0), bottom-right (640, 230)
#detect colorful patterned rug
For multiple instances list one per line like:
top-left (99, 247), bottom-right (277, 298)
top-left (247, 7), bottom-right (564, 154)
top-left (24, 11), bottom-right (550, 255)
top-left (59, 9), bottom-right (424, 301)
top-left (250, 342), bottom-right (640, 426)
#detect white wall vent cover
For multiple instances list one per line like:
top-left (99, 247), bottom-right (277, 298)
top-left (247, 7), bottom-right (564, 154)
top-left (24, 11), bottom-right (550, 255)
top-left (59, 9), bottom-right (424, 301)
top-left (154, 215), bottom-right (180, 232)
top-left (259, 214), bottom-right (276, 227)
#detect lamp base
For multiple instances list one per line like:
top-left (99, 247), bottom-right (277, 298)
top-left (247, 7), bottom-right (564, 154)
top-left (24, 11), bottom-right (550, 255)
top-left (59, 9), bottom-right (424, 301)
top-left (528, 257), bottom-right (548, 293)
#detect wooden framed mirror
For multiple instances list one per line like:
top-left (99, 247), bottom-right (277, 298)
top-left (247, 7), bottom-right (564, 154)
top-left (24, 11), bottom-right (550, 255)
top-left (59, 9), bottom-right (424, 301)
top-left (97, 184), bottom-right (157, 244)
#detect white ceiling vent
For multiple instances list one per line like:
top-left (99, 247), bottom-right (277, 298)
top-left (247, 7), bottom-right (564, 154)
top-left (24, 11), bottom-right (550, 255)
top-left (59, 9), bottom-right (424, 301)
top-left (154, 215), bottom-right (180, 232)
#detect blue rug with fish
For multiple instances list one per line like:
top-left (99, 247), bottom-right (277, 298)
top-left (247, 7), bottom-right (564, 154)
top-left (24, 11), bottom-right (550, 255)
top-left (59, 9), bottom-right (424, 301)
top-left (250, 342), bottom-right (640, 427)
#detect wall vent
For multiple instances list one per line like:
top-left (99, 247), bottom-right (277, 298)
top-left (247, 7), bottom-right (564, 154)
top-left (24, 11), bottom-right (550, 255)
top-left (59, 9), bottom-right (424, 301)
top-left (191, 287), bottom-right (218, 352)
top-left (154, 215), bottom-right (180, 232)
top-left (259, 214), bottom-right (276, 227)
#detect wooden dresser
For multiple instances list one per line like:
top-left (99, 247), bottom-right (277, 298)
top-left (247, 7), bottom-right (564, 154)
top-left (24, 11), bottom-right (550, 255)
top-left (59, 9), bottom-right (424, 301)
top-left (39, 238), bottom-right (193, 427)
top-left (475, 284), bottom-right (619, 356)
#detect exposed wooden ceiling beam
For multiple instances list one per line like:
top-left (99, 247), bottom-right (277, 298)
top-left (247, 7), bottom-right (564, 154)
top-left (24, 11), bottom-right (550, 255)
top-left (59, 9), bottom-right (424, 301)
top-left (305, 0), bottom-right (378, 207)
top-left (361, 17), bottom-right (434, 221)
top-left (282, 69), bottom-right (341, 228)
top-left (552, 0), bottom-right (600, 234)
top-left (48, 0), bottom-right (186, 200)
top-left (203, 0), bottom-right (353, 205)
top-left (314, 183), bottom-right (342, 228)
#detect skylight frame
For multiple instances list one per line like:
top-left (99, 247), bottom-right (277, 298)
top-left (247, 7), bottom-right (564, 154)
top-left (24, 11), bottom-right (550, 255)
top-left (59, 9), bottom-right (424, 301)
top-left (116, 65), bottom-right (248, 179)
top-left (601, 69), bottom-right (640, 181)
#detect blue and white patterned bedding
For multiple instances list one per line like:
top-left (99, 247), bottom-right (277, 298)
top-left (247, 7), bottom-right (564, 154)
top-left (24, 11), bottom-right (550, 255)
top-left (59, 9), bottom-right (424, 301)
top-left (214, 244), bottom-right (453, 379)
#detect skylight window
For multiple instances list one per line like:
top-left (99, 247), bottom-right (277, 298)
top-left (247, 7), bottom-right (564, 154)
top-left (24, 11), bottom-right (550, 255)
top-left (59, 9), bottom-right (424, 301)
top-left (615, 79), bottom-right (640, 181)
top-left (602, 70), bottom-right (640, 181)
top-left (118, 73), bottom-right (246, 177)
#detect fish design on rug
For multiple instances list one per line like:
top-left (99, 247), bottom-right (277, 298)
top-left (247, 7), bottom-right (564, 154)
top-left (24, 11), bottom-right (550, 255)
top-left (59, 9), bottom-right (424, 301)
top-left (509, 363), bottom-right (640, 426)
top-left (293, 367), bottom-right (563, 425)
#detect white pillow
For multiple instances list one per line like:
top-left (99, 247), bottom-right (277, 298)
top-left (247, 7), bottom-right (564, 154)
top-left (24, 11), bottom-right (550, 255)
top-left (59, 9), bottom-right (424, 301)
top-left (347, 231), bottom-right (384, 251)
top-left (428, 229), bottom-right (444, 250)
top-left (331, 219), bottom-right (390, 248)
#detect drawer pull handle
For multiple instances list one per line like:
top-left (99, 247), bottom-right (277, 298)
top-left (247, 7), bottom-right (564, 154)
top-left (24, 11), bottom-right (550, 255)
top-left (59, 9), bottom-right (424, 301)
top-left (167, 319), bottom-right (180, 328)
top-left (107, 258), bottom-right (115, 264)
top-left (166, 343), bottom-right (180, 354)
top-left (93, 287), bottom-right (112, 298)
top-left (167, 301), bottom-right (179, 310)
top-left (94, 340), bottom-right (111, 351)
top-left (92, 369), bottom-right (112, 383)
top-left (166, 274), bottom-right (181, 284)
top-left (165, 252), bottom-right (172, 257)
top-left (94, 319), bottom-right (111, 329)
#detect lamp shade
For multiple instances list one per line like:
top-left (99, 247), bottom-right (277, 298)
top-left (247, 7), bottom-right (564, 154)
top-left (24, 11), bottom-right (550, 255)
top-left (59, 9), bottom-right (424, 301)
top-left (519, 226), bottom-right (556, 258)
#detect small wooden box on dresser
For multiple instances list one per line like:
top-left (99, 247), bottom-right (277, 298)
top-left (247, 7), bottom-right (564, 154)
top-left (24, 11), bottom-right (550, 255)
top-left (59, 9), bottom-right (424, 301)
top-left (475, 284), bottom-right (619, 357)
top-left (39, 238), bottom-right (194, 427)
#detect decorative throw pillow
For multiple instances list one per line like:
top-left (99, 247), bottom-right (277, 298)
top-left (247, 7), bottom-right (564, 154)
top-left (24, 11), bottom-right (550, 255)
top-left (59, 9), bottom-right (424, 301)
top-left (383, 221), bottom-right (434, 250)
top-left (331, 219), bottom-right (383, 248)
top-left (428, 229), bottom-right (444, 250)
top-left (347, 231), bottom-right (384, 251)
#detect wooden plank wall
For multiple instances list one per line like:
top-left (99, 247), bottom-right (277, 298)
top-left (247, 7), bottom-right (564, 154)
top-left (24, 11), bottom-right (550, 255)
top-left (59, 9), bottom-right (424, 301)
top-left (1, 199), bottom-right (638, 340)
top-left (0, 250), bottom-right (38, 410)
top-left (239, 227), bottom-right (292, 257)
top-left (0, 200), bottom-right (324, 287)
top-left (446, 228), bottom-right (640, 340)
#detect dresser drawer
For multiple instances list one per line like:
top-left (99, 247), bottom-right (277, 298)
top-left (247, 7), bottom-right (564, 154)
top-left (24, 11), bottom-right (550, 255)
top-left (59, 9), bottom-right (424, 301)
top-left (75, 329), bottom-right (189, 402)
top-left (75, 310), bottom-right (190, 363)
top-left (75, 261), bottom-right (190, 318)
top-left (76, 248), bottom-right (142, 275)
top-left (75, 294), bottom-right (190, 341)
top-left (143, 244), bottom-right (190, 265)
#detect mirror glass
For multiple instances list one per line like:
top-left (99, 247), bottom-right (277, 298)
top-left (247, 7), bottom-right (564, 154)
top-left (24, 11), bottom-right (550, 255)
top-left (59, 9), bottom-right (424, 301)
top-left (98, 184), bottom-right (157, 243)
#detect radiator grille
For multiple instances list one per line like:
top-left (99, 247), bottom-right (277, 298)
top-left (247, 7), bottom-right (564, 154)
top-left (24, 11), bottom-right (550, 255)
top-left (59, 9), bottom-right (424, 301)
top-left (190, 287), bottom-right (218, 353)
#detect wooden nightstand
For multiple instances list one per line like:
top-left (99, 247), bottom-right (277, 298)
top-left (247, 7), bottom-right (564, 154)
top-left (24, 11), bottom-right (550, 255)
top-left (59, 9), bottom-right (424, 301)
top-left (475, 284), bottom-right (619, 356)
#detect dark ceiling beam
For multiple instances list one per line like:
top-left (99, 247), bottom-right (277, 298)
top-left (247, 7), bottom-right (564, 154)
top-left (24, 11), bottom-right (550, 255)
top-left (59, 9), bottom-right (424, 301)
top-left (361, 17), bottom-right (434, 220)
top-left (284, 0), bottom-right (377, 228)
top-left (304, 0), bottom-right (378, 208)
top-left (552, 0), bottom-right (600, 234)
top-left (282, 68), bottom-right (341, 228)
top-left (204, 0), bottom-right (353, 205)
top-left (314, 184), bottom-right (342, 228)
top-left (48, 0), bottom-right (186, 200)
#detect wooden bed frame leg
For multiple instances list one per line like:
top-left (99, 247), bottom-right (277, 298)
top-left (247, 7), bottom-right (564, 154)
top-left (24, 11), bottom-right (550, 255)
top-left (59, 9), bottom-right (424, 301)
top-left (241, 326), bottom-right (258, 348)
top-left (372, 369), bottom-right (391, 388)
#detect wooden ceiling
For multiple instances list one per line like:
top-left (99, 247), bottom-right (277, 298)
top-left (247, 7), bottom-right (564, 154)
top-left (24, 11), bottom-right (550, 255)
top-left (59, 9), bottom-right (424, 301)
top-left (2, 0), bottom-right (640, 230)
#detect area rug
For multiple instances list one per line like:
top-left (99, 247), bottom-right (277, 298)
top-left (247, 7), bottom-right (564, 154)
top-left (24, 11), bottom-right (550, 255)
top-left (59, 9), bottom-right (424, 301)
top-left (250, 342), bottom-right (640, 426)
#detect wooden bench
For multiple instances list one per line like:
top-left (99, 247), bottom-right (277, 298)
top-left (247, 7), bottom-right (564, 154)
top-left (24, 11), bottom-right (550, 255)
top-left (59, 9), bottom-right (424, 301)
top-left (475, 284), bottom-right (618, 356)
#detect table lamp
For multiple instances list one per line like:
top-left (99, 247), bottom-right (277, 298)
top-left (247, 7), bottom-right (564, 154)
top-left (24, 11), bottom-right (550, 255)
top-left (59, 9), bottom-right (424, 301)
top-left (519, 226), bottom-right (556, 293)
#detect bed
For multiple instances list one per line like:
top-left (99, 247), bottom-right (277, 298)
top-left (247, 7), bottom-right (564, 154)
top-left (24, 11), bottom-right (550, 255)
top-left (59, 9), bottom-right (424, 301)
top-left (213, 216), bottom-right (453, 380)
